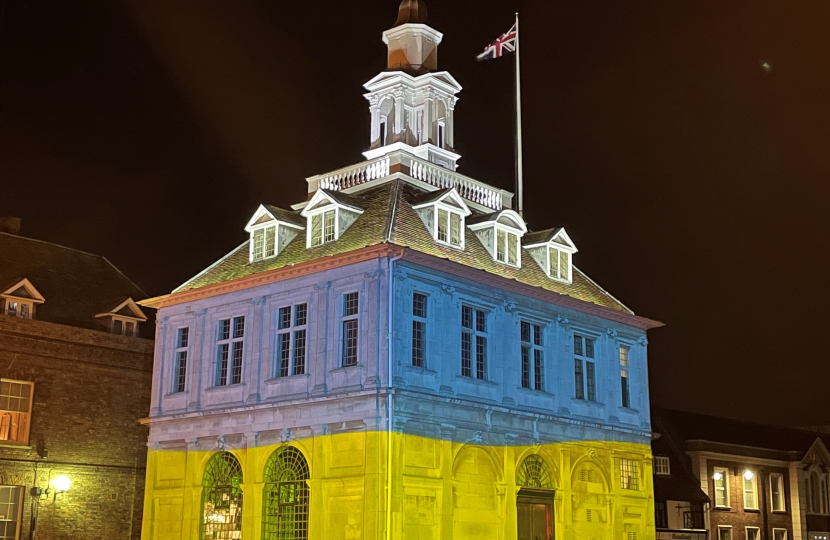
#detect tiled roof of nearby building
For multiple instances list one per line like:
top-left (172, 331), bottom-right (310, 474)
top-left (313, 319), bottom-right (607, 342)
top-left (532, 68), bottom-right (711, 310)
top-left (0, 232), bottom-right (148, 331)
top-left (262, 204), bottom-right (304, 227)
top-left (651, 413), bottom-right (710, 504)
top-left (656, 408), bottom-right (830, 457)
top-left (174, 181), bottom-right (632, 314)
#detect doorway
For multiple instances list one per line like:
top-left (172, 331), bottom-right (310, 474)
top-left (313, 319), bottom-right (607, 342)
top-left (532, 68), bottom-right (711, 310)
top-left (517, 492), bottom-right (553, 540)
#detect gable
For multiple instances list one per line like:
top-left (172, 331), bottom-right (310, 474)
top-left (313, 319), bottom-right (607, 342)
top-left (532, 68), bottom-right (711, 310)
top-left (1, 278), bottom-right (45, 303)
top-left (803, 438), bottom-right (830, 467)
top-left (96, 297), bottom-right (147, 321)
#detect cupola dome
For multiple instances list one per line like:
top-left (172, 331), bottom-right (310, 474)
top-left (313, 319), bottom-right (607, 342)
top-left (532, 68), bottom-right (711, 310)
top-left (393, 0), bottom-right (429, 27)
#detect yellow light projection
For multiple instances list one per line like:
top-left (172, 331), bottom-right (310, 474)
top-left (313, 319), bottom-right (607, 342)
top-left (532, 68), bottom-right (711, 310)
top-left (142, 431), bottom-right (654, 540)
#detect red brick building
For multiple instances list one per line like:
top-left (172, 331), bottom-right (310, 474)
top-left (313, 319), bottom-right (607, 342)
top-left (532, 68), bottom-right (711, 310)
top-left (0, 222), bottom-right (153, 540)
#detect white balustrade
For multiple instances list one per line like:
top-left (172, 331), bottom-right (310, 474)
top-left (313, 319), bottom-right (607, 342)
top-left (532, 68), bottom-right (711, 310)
top-left (318, 157), bottom-right (391, 192)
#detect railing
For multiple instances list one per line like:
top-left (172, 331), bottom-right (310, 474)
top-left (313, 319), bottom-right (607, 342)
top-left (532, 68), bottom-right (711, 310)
top-left (409, 159), bottom-right (502, 210)
top-left (317, 157), bottom-right (391, 191)
top-left (306, 150), bottom-right (511, 211)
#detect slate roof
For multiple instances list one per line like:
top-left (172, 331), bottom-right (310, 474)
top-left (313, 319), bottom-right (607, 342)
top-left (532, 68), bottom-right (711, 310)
top-left (522, 228), bottom-right (566, 246)
top-left (262, 205), bottom-right (304, 227)
top-left (651, 413), bottom-right (711, 504)
top-left (656, 408), bottom-right (830, 456)
top-left (0, 232), bottom-right (150, 333)
top-left (173, 181), bottom-right (632, 313)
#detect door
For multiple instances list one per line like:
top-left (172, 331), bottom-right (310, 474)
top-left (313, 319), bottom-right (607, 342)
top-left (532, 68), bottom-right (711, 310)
top-left (517, 500), bottom-right (553, 540)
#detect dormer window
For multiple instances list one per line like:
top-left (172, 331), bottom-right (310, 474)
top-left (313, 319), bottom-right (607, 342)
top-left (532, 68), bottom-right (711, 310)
top-left (245, 205), bottom-right (304, 263)
top-left (523, 228), bottom-right (578, 284)
top-left (301, 190), bottom-right (366, 248)
top-left (1, 278), bottom-right (44, 319)
top-left (95, 298), bottom-right (147, 337)
top-left (412, 188), bottom-right (471, 250)
top-left (468, 209), bottom-right (527, 267)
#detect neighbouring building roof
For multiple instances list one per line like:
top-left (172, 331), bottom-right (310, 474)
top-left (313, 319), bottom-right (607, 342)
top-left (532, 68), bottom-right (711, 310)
top-left (174, 181), bottom-right (631, 313)
top-left (0, 232), bottom-right (149, 331)
top-left (655, 408), bottom-right (830, 460)
top-left (651, 413), bottom-right (710, 504)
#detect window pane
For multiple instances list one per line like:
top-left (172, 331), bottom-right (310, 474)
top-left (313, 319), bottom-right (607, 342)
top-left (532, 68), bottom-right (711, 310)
top-left (20, 303), bottom-right (30, 318)
top-left (437, 209), bottom-right (448, 242)
top-left (771, 475), bottom-right (783, 511)
top-left (293, 329), bottom-right (306, 376)
top-left (461, 306), bottom-right (473, 329)
top-left (620, 346), bottom-right (629, 366)
top-left (461, 331), bottom-right (472, 377)
top-left (343, 320), bottom-right (358, 366)
top-left (178, 327), bottom-right (189, 348)
top-left (265, 226), bottom-right (276, 257)
top-left (560, 251), bottom-right (570, 280)
top-left (747, 529), bottom-right (759, 540)
top-left (113, 319), bottom-right (123, 335)
top-left (450, 212), bottom-right (461, 245)
top-left (233, 317), bottom-right (245, 338)
top-left (620, 459), bottom-right (640, 490)
top-left (508, 233), bottom-right (517, 265)
top-left (413, 293), bottom-right (427, 319)
top-left (621, 371), bottom-right (630, 408)
top-left (475, 310), bottom-right (486, 333)
top-left (311, 214), bottom-right (323, 246)
top-left (720, 529), bottom-right (732, 540)
top-left (219, 319), bottom-right (231, 341)
top-left (549, 247), bottom-right (559, 278)
top-left (521, 321), bottom-right (530, 343)
top-left (344, 292), bottom-right (359, 317)
top-left (294, 303), bottom-right (307, 326)
top-left (574, 359), bottom-right (584, 399)
top-left (217, 343), bottom-right (230, 386)
top-left (521, 345), bottom-right (530, 388)
top-left (175, 351), bottom-right (188, 393)
top-left (253, 228), bottom-right (264, 260)
top-left (231, 342), bottom-right (244, 384)
top-left (278, 333), bottom-right (290, 378)
top-left (475, 335), bottom-right (486, 379)
top-left (534, 349), bottom-right (543, 391)
top-left (279, 307), bottom-right (291, 330)
top-left (586, 361), bottom-right (596, 401)
top-left (585, 338), bottom-right (595, 358)
top-left (412, 320), bottom-right (425, 368)
top-left (497, 229), bottom-right (506, 261)
top-left (574, 335), bottom-right (583, 356)
top-left (324, 210), bottom-right (335, 242)
top-left (125, 322), bottom-right (135, 336)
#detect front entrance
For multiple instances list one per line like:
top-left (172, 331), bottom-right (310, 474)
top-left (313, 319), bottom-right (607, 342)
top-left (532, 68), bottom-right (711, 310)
top-left (517, 493), bottom-right (553, 540)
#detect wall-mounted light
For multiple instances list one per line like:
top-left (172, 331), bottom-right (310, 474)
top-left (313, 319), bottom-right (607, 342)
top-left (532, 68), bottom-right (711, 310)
top-left (744, 470), bottom-right (755, 481)
top-left (51, 475), bottom-right (71, 494)
top-left (713, 471), bottom-right (723, 481)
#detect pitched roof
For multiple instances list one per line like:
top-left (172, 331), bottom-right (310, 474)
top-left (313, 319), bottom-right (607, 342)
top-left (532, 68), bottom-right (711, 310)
top-left (651, 414), bottom-right (711, 504)
top-left (0, 232), bottom-right (149, 331)
top-left (173, 181), bottom-right (632, 314)
top-left (522, 228), bottom-right (565, 246)
top-left (655, 408), bottom-right (830, 458)
top-left (262, 205), bottom-right (304, 227)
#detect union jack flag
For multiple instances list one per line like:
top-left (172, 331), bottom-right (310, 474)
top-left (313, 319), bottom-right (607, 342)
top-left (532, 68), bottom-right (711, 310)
top-left (476, 22), bottom-right (517, 61)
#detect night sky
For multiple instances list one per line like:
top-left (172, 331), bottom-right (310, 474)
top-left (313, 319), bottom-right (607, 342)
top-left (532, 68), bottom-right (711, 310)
top-left (3, 1), bottom-right (830, 426)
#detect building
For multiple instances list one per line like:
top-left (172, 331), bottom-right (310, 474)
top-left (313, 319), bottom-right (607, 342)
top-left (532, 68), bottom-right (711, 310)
top-left (653, 409), bottom-right (830, 540)
top-left (0, 219), bottom-right (153, 540)
top-left (138, 2), bottom-right (662, 539)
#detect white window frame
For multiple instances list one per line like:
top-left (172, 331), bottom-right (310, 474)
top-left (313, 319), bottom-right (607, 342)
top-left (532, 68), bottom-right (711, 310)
top-left (620, 345), bottom-right (631, 408)
top-left (0, 379), bottom-right (34, 446)
top-left (619, 458), bottom-right (640, 490)
top-left (461, 305), bottom-right (488, 380)
top-left (746, 527), bottom-right (760, 540)
top-left (654, 456), bottom-right (671, 476)
top-left (770, 473), bottom-right (786, 512)
top-left (743, 470), bottom-right (759, 510)
top-left (437, 119), bottom-right (446, 148)
top-left (0, 485), bottom-right (24, 540)
top-left (172, 327), bottom-right (189, 393)
top-left (215, 316), bottom-right (245, 387)
top-left (435, 203), bottom-right (464, 249)
top-left (714, 467), bottom-right (730, 508)
top-left (411, 292), bottom-right (428, 368)
top-left (111, 316), bottom-right (139, 336)
top-left (249, 223), bottom-right (278, 262)
top-left (274, 303), bottom-right (308, 378)
top-left (548, 245), bottom-right (574, 283)
top-left (341, 292), bottom-right (360, 367)
top-left (718, 526), bottom-right (733, 540)
top-left (520, 320), bottom-right (544, 391)
top-left (773, 529), bottom-right (788, 540)
top-left (495, 224), bottom-right (521, 267)
top-left (573, 334), bottom-right (597, 402)
top-left (301, 191), bottom-right (365, 249)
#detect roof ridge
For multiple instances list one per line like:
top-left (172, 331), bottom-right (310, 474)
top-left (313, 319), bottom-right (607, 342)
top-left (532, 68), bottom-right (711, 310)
top-left (661, 407), bottom-right (828, 436)
top-left (0, 231), bottom-right (108, 260)
top-left (383, 179), bottom-right (402, 243)
top-left (101, 256), bottom-right (148, 298)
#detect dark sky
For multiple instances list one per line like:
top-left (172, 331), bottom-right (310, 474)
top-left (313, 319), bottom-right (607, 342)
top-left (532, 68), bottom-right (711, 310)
top-left (3, 1), bottom-right (830, 426)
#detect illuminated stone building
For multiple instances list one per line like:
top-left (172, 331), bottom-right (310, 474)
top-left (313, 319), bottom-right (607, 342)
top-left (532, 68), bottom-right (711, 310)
top-left (139, 2), bottom-right (662, 539)
top-left (0, 220), bottom-right (153, 540)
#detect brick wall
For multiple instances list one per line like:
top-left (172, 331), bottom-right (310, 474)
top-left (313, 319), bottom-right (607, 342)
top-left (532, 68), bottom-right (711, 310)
top-left (0, 315), bottom-right (153, 540)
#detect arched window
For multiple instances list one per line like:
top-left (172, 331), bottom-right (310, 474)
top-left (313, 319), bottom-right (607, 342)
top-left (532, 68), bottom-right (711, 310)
top-left (262, 446), bottom-right (310, 540)
top-left (201, 452), bottom-right (244, 539)
top-left (517, 455), bottom-right (554, 490)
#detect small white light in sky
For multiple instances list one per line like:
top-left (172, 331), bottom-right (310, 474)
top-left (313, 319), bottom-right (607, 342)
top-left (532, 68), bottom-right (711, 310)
top-left (761, 61), bottom-right (772, 73)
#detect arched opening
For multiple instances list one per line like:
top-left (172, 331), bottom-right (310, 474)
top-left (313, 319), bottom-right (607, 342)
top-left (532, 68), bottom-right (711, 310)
top-left (262, 446), bottom-right (310, 540)
top-left (570, 458), bottom-right (611, 539)
top-left (378, 98), bottom-right (395, 147)
top-left (200, 452), bottom-right (243, 540)
top-left (516, 455), bottom-right (555, 540)
top-left (453, 446), bottom-right (500, 539)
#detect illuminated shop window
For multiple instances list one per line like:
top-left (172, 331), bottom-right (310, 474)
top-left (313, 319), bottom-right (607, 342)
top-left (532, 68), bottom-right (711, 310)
top-left (216, 317), bottom-right (245, 386)
top-left (262, 447), bottom-right (310, 540)
top-left (200, 452), bottom-right (243, 540)
top-left (275, 303), bottom-right (308, 377)
top-left (0, 380), bottom-right (33, 445)
top-left (520, 321), bottom-right (544, 391)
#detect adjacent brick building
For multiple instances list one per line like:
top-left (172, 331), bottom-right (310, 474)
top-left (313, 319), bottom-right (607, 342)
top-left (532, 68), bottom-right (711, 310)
top-left (653, 409), bottom-right (830, 540)
top-left (0, 223), bottom-right (154, 540)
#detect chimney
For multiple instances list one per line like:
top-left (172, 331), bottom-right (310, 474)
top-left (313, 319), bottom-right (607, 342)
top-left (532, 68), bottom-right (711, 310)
top-left (0, 216), bottom-right (22, 235)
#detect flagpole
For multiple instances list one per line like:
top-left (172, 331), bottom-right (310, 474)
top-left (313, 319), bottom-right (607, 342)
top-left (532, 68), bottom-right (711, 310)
top-left (514, 12), bottom-right (524, 217)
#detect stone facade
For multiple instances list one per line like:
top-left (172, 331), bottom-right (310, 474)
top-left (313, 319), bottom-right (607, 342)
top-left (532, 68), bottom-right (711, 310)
top-left (0, 315), bottom-right (153, 540)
